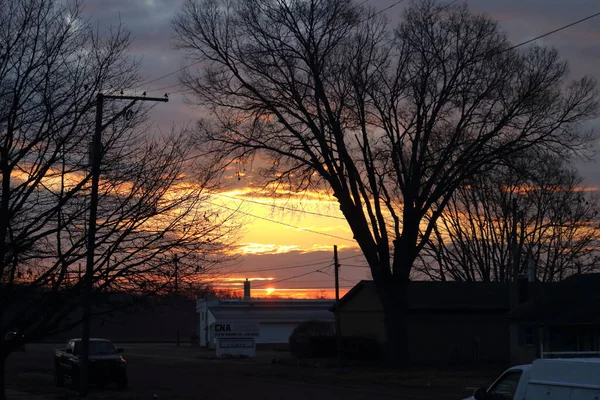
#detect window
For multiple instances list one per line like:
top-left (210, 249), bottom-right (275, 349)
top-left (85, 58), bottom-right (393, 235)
top-left (488, 370), bottom-right (523, 400)
top-left (73, 340), bottom-right (117, 355)
top-left (66, 341), bottom-right (75, 354)
top-left (525, 327), bottom-right (534, 347)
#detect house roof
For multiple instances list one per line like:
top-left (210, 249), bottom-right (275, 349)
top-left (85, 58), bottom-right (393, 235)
top-left (208, 306), bottom-right (334, 323)
top-left (508, 274), bottom-right (600, 325)
top-left (206, 299), bottom-right (335, 324)
top-left (333, 280), bottom-right (510, 312)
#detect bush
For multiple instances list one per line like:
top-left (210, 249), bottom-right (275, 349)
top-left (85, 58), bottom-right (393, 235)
top-left (308, 336), bottom-right (338, 358)
top-left (340, 336), bottom-right (381, 362)
top-left (289, 320), bottom-right (381, 362)
top-left (289, 320), bottom-right (334, 359)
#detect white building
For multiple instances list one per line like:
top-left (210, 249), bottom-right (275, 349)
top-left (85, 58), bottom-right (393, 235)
top-left (196, 296), bottom-right (334, 348)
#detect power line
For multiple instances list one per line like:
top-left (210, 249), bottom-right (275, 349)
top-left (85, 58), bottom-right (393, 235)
top-left (143, 1), bottom-right (597, 97)
top-left (443, 0), bottom-right (460, 9)
top-left (232, 260), bottom-right (334, 274)
top-left (212, 193), bottom-right (346, 220)
top-left (222, 252), bottom-right (364, 275)
top-left (147, 82), bottom-right (186, 94)
top-left (252, 284), bottom-right (356, 289)
top-left (361, 0), bottom-right (406, 23)
top-left (136, 0), bottom-right (371, 92)
top-left (253, 266), bottom-right (331, 288)
top-left (342, 264), bottom-right (370, 269)
top-left (317, 269), bottom-right (355, 283)
top-left (207, 201), bottom-right (355, 242)
top-left (135, 63), bottom-right (201, 91)
top-left (503, 10), bottom-right (600, 52)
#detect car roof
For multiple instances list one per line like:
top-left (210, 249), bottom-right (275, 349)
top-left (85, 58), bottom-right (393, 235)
top-left (69, 338), bottom-right (112, 342)
top-left (508, 364), bottom-right (532, 371)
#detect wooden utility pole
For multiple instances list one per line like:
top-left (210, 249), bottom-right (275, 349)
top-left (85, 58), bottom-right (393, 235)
top-left (510, 197), bottom-right (519, 282)
top-left (174, 253), bottom-right (179, 294)
top-left (509, 197), bottom-right (519, 310)
top-left (80, 93), bottom-right (168, 396)
top-left (334, 245), bottom-right (342, 363)
top-left (174, 253), bottom-right (180, 347)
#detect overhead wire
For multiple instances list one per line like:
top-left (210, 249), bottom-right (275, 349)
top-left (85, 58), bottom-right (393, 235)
top-left (317, 269), bottom-right (355, 283)
top-left (229, 258), bottom-right (335, 274)
top-left (252, 266), bottom-right (332, 288)
top-left (342, 264), bottom-right (370, 269)
top-left (138, 0), bottom-right (372, 94)
top-left (124, 3), bottom-right (600, 285)
top-left (207, 201), bottom-right (355, 242)
top-left (503, 11), bottom-right (600, 52)
top-left (218, 253), bottom-right (366, 277)
top-left (212, 193), bottom-right (347, 221)
top-left (141, 1), bottom-right (600, 97)
top-left (360, 0), bottom-right (406, 23)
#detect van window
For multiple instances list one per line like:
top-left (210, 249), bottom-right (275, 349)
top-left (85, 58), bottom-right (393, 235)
top-left (488, 370), bottom-right (522, 400)
top-left (66, 341), bottom-right (75, 354)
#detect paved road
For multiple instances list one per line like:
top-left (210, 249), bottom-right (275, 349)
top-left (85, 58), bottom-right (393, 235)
top-left (6, 344), bottom-right (465, 400)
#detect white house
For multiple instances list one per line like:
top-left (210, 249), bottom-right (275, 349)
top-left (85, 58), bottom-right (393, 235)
top-left (196, 295), bottom-right (334, 348)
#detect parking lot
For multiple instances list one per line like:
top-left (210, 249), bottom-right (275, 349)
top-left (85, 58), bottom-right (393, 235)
top-left (5, 343), bottom-right (486, 400)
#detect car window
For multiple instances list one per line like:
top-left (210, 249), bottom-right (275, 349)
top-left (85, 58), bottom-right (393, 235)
top-left (73, 341), bottom-right (117, 355)
top-left (90, 341), bottom-right (117, 355)
top-left (488, 370), bottom-right (523, 400)
top-left (66, 341), bottom-right (75, 353)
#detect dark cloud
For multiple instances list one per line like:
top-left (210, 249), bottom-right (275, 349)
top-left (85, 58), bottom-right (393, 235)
top-left (82, 0), bottom-right (600, 185)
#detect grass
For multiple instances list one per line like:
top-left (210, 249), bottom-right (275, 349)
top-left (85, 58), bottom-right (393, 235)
top-left (265, 355), bottom-right (502, 393)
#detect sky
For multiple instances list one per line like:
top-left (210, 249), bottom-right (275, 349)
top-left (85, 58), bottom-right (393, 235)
top-left (82, 0), bottom-right (600, 298)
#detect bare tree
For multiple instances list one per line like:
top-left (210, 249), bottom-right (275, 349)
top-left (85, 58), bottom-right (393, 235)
top-left (416, 154), bottom-right (600, 282)
top-left (173, 0), bottom-right (598, 364)
top-left (0, 0), bottom-right (236, 395)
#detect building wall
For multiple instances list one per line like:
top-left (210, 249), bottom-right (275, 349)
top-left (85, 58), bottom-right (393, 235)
top-left (198, 299), bottom-right (334, 347)
top-left (509, 323), bottom-right (538, 365)
top-left (340, 308), bottom-right (509, 365)
top-left (340, 310), bottom-right (385, 343)
top-left (258, 323), bottom-right (298, 344)
top-left (406, 311), bottom-right (509, 365)
top-left (47, 297), bottom-right (197, 343)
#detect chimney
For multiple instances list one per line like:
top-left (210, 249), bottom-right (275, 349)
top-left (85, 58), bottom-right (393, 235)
top-left (516, 256), bottom-right (536, 306)
top-left (527, 257), bottom-right (536, 283)
top-left (243, 278), bottom-right (251, 301)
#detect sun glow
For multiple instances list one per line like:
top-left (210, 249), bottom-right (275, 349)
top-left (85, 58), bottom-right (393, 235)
top-left (265, 287), bottom-right (276, 295)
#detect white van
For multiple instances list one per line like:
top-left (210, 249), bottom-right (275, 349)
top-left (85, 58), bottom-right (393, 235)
top-left (463, 358), bottom-right (600, 400)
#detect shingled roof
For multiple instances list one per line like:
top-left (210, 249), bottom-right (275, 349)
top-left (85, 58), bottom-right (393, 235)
top-left (333, 280), bottom-right (510, 311)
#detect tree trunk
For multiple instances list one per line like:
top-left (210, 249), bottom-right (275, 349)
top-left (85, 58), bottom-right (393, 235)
top-left (378, 277), bottom-right (411, 367)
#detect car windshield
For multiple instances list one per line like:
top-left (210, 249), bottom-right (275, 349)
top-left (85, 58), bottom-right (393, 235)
top-left (73, 341), bottom-right (117, 355)
top-left (488, 370), bottom-right (523, 400)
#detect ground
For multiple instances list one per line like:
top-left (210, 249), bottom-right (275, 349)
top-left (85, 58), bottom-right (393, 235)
top-left (5, 343), bottom-right (502, 399)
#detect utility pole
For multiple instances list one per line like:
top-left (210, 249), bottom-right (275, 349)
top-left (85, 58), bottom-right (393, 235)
top-left (510, 197), bottom-right (519, 282)
top-left (174, 253), bottom-right (180, 347)
top-left (334, 245), bottom-right (342, 364)
top-left (174, 253), bottom-right (179, 295)
top-left (508, 197), bottom-right (519, 310)
top-left (80, 93), bottom-right (168, 396)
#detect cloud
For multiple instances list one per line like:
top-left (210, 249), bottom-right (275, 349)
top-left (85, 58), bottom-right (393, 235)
top-left (78, 0), bottom-right (600, 293)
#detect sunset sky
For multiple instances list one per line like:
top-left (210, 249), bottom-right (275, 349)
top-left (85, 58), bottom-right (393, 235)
top-left (84, 0), bottom-right (600, 298)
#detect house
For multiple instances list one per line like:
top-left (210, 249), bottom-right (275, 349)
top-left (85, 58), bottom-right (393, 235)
top-left (197, 280), bottom-right (334, 348)
top-left (334, 280), bottom-right (511, 366)
top-left (46, 294), bottom-right (196, 343)
top-left (508, 273), bottom-right (600, 364)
